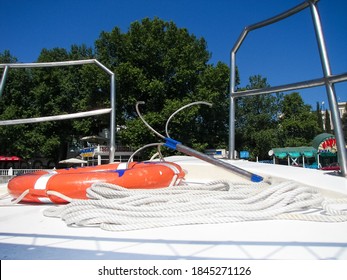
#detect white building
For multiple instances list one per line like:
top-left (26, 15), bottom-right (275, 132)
top-left (321, 101), bottom-right (346, 130)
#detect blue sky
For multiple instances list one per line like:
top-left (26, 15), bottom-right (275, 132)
top-left (1, 0), bottom-right (346, 109)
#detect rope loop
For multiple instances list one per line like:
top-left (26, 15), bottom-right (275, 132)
top-left (43, 179), bottom-right (347, 231)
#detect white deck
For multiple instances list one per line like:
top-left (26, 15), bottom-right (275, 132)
top-left (1, 156), bottom-right (347, 260)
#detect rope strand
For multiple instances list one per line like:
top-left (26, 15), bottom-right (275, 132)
top-left (43, 180), bottom-right (347, 231)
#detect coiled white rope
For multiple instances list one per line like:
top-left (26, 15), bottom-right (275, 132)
top-left (43, 180), bottom-right (347, 231)
top-left (0, 189), bottom-right (31, 205)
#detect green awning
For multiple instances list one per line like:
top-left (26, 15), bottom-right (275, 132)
top-left (271, 134), bottom-right (338, 160)
top-left (274, 152), bottom-right (288, 159)
top-left (271, 146), bottom-right (317, 159)
top-left (303, 151), bottom-right (315, 158)
top-left (288, 152), bottom-right (301, 158)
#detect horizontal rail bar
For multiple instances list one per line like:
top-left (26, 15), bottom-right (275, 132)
top-left (0, 59), bottom-right (96, 69)
top-left (0, 108), bottom-right (111, 126)
top-left (0, 59), bottom-right (114, 76)
top-left (232, 72), bottom-right (347, 98)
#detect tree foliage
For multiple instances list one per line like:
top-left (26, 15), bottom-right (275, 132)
top-left (234, 77), bottom-right (322, 159)
top-left (235, 75), bottom-right (283, 159)
top-left (1, 19), bottom-right (231, 161)
top-left (278, 92), bottom-right (321, 147)
top-left (0, 46), bottom-right (110, 161)
top-left (316, 102), bottom-right (324, 133)
top-left (324, 109), bottom-right (332, 134)
top-left (0, 18), bottom-right (324, 164)
top-left (95, 18), bottom-right (230, 156)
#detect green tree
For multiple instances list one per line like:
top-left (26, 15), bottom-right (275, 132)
top-left (1, 19), bottom-right (232, 161)
top-left (279, 92), bottom-right (320, 147)
top-left (0, 46), bottom-right (102, 162)
top-left (95, 18), bottom-right (231, 157)
top-left (316, 101), bottom-right (324, 133)
top-left (0, 50), bottom-right (17, 63)
top-left (0, 51), bottom-right (34, 158)
top-left (235, 75), bottom-right (283, 159)
top-left (324, 109), bottom-right (332, 134)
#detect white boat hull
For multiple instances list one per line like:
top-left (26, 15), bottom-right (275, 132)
top-left (1, 156), bottom-right (346, 260)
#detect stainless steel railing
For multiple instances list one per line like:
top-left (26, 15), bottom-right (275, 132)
top-left (0, 59), bottom-right (116, 163)
top-left (229, 0), bottom-right (347, 177)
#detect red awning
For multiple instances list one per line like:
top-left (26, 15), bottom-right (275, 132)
top-left (0, 156), bottom-right (22, 161)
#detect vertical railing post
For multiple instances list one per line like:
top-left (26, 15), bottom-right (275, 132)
top-left (228, 96), bottom-right (236, 159)
top-left (109, 73), bottom-right (116, 163)
top-left (309, 0), bottom-right (347, 177)
top-left (0, 66), bottom-right (10, 97)
top-left (90, 59), bottom-right (117, 164)
top-left (229, 51), bottom-right (237, 159)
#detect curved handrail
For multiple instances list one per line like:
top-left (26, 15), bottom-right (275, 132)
top-left (228, 0), bottom-right (347, 177)
top-left (0, 59), bottom-right (116, 163)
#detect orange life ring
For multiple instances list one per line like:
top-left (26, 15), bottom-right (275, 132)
top-left (7, 161), bottom-right (185, 204)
